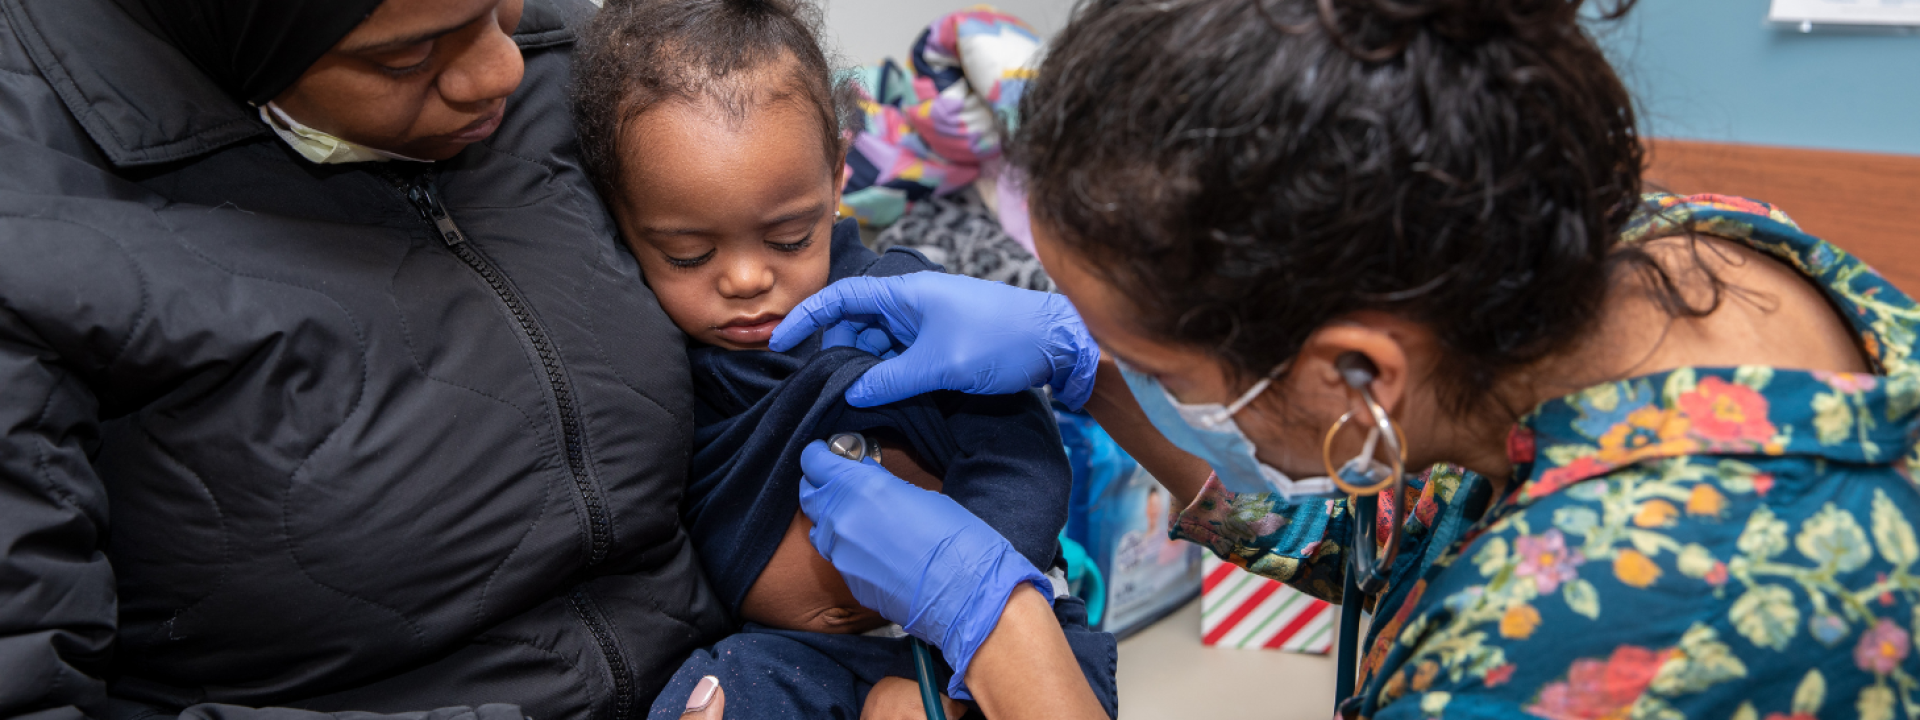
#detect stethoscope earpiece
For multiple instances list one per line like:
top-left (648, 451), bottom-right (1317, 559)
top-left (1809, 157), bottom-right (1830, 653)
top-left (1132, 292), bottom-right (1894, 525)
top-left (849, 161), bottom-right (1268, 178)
top-left (1334, 352), bottom-right (1378, 390)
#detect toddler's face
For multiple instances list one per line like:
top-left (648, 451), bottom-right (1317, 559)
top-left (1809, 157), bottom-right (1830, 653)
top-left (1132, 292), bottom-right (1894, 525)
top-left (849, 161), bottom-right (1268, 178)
top-left (608, 98), bottom-right (839, 350)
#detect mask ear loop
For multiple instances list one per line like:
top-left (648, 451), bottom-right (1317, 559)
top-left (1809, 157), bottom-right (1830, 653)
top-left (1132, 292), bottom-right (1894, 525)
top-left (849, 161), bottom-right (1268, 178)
top-left (1190, 360), bottom-right (1292, 430)
top-left (1320, 382), bottom-right (1407, 595)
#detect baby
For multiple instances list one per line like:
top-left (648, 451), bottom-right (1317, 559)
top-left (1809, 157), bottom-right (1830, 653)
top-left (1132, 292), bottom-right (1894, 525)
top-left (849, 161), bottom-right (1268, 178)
top-left (570, 1), bottom-right (1118, 718)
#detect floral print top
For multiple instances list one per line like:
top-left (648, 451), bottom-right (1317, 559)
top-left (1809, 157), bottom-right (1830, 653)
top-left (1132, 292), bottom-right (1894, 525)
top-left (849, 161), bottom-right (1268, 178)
top-left (1172, 194), bottom-right (1920, 720)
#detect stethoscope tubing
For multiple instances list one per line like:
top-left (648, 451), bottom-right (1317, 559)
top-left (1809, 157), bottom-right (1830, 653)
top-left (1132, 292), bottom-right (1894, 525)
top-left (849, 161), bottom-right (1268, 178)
top-left (911, 638), bottom-right (949, 720)
top-left (1335, 568), bottom-right (1363, 706)
top-left (826, 433), bottom-right (949, 720)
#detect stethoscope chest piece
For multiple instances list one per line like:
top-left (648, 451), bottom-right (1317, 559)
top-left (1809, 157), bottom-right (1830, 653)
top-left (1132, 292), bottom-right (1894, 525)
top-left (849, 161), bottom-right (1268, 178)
top-left (827, 432), bottom-right (883, 464)
top-left (824, 431), bottom-right (941, 720)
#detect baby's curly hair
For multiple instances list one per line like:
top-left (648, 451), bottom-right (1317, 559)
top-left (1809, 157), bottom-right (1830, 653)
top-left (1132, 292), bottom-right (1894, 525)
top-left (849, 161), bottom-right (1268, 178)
top-left (572, 0), bottom-right (862, 201)
top-left (1015, 0), bottom-right (1682, 415)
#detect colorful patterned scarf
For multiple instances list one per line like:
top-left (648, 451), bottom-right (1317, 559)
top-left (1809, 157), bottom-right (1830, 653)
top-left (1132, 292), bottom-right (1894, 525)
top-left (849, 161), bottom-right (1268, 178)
top-left (840, 7), bottom-right (1039, 229)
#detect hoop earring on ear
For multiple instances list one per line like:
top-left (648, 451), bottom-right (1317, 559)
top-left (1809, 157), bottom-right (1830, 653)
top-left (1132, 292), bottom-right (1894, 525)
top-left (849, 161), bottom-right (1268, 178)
top-left (1321, 383), bottom-right (1408, 594)
top-left (1320, 401), bottom-right (1405, 496)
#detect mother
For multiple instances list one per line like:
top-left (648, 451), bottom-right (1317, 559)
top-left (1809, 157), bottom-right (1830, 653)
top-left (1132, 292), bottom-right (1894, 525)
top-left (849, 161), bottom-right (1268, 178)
top-left (780, 0), bottom-right (1920, 718)
top-left (0, 0), bottom-right (728, 717)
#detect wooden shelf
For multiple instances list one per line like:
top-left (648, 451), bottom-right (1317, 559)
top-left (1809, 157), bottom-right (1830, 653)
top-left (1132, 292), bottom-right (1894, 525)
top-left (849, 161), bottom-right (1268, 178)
top-left (1644, 139), bottom-right (1920, 294)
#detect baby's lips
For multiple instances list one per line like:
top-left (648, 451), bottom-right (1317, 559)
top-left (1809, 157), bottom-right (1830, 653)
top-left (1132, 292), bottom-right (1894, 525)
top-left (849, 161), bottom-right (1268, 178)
top-left (715, 317), bottom-right (782, 346)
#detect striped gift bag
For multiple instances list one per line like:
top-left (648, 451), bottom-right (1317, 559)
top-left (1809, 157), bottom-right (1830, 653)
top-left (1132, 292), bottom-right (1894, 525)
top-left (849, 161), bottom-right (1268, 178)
top-left (1199, 555), bottom-right (1335, 653)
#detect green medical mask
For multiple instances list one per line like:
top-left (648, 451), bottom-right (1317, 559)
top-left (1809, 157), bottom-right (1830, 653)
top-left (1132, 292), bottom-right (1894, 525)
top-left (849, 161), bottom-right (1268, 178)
top-left (259, 102), bottom-right (429, 165)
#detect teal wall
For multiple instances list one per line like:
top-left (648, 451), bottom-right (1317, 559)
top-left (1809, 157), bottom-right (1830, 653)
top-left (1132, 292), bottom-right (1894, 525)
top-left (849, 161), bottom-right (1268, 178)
top-left (827, 1), bottom-right (1920, 156)
top-left (1596, 0), bottom-right (1920, 156)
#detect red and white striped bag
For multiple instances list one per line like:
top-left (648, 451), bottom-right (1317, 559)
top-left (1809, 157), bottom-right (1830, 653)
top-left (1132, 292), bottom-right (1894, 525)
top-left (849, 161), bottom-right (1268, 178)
top-left (1199, 555), bottom-right (1335, 653)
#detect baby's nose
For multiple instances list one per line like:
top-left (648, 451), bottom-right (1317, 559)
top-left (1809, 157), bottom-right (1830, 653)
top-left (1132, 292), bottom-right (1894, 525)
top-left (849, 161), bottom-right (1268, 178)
top-left (717, 260), bottom-right (774, 298)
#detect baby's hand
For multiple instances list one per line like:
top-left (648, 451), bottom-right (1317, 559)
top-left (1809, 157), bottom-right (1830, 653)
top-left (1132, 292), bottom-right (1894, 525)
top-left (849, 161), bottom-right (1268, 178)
top-left (862, 676), bottom-right (968, 720)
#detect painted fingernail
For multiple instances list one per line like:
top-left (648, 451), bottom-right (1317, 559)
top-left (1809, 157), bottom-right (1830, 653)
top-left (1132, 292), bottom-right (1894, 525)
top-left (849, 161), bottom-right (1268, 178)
top-left (684, 676), bottom-right (719, 714)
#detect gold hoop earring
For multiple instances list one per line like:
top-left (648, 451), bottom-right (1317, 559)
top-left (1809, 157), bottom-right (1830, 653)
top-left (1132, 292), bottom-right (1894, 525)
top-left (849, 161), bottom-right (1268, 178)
top-left (1325, 385), bottom-right (1409, 595)
top-left (1320, 409), bottom-right (1406, 495)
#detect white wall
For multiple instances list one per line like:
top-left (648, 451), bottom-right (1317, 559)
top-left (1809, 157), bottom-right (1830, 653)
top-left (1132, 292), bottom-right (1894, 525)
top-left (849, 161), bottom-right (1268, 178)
top-left (821, 0), bottom-right (1073, 65)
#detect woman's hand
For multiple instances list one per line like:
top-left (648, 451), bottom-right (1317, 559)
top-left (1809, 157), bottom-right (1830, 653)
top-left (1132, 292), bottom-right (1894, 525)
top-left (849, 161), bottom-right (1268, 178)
top-left (798, 441), bottom-right (1107, 719)
top-left (681, 676), bottom-right (724, 719)
top-left (769, 273), bottom-right (1101, 409)
top-left (796, 440), bottom-right (1051, 698)
top-left (680, 675), bottom-right (977, 720)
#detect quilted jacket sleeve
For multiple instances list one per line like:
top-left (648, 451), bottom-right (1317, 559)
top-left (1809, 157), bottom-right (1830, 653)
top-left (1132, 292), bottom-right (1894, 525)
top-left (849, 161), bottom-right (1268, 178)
top-left (0, 222), bottom-right (527, 720)
top-left (0, 278), bottom-right (528, 720)
top-left (0, 291), bottom-right (120, 717)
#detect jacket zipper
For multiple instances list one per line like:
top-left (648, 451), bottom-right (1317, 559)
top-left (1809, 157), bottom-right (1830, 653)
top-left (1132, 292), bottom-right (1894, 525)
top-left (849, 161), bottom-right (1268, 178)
top-left (387, 172), bottom-right (637, 716)
top-left (569, 589), bottom-right (638, 720)
top-left (388, 172), bottom-right (612, 565)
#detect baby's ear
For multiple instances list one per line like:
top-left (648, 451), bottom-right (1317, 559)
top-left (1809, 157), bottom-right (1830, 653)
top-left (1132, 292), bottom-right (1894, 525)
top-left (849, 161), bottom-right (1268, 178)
top-left (833, 154), bottom-right (849, 202)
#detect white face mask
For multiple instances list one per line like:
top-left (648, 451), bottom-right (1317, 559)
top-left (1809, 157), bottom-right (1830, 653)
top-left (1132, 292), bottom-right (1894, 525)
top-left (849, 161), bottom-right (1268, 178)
top-left (258, 102), bottom-right (430, 165)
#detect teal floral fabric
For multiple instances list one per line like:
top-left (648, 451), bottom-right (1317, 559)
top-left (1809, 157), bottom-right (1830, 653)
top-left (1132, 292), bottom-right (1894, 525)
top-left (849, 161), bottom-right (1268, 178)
top-left (1171, 194), bottom-right (1920, 719)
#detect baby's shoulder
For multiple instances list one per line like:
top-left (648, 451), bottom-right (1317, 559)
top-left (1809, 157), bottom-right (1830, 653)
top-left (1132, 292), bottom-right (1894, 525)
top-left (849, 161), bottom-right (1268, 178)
top-left (863, 246), bottom-right (944, 279)
top-left (825, 218), bottom-right (948, 280)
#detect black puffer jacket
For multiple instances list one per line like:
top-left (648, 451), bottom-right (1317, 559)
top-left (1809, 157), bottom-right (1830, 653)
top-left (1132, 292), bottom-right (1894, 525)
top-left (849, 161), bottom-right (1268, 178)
top-left (0, 0), bottom-right (730, 718)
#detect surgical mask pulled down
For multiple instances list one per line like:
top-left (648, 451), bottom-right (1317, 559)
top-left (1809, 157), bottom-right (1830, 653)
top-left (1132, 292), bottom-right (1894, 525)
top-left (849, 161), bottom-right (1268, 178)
top-left (259, 103), bottom-right (430, 165)
top-left (1118, 360), bottom-right (1396, 501)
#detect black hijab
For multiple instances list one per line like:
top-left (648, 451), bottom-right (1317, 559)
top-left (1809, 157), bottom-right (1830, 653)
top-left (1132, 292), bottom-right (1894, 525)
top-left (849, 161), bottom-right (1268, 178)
top-left (113, 0), bottom-right (387, 106)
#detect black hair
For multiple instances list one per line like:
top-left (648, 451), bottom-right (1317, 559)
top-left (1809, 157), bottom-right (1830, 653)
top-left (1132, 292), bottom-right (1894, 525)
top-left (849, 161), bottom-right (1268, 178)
top-left (114, 0), bottom-right (384, 105)
top-left (572, 0), bottom-right (862, 201)
top-left (1014, 0), bottom-right (1721, 415)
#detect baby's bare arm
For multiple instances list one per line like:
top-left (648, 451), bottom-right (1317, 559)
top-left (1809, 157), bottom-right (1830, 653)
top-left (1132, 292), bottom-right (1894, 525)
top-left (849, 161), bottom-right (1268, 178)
top-left (739, 436), bottom-right (941, 634)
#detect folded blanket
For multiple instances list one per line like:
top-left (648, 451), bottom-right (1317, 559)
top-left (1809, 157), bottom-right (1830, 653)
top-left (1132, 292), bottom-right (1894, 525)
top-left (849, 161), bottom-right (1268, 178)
top-left (840, 7), bottom-right (1040, 229)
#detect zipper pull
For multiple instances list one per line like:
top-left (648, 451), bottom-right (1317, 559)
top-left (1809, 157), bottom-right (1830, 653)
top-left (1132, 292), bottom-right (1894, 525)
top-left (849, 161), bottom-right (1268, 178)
top-left (406, 180), bottom-right (467, 246)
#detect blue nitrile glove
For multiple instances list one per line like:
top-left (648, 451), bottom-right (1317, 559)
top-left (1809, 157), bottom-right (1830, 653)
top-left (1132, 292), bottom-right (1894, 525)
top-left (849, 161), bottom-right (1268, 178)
top-left (797, 441), bottom-right (1053, 700)
top-left (769, 272), bottom-right (1101, 410)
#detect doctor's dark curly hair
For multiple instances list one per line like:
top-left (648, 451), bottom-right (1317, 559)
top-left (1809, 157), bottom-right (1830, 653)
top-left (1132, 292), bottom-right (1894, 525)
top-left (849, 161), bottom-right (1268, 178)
top-left (1017, 0), bottom-right (1677, 413)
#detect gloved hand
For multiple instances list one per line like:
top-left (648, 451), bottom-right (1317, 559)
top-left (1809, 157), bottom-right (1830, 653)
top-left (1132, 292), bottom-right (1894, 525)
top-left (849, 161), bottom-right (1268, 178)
top-left (769, 272), bottom-right (1101, 409)
top-left (797, 441), bottom-right (1052, 700)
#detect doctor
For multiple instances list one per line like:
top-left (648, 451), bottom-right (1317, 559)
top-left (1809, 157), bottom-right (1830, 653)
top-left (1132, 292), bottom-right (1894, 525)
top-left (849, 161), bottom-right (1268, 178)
top-left (682, 0), bottom-right (1920, 718)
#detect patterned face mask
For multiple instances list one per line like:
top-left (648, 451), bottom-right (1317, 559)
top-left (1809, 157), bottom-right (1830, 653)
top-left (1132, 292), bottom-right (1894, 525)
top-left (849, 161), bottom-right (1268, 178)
top-left (259, 103), bottom-right (429, 165)
top-left (1116, 359), bottom-right (1340, 500)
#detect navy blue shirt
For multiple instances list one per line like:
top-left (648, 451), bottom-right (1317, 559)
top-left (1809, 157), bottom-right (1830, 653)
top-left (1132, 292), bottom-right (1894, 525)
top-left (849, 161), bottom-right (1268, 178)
top-left (682, 219), bottom-right (1073, 612)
